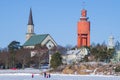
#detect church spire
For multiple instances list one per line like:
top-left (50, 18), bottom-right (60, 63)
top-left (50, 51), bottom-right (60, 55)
top-left (26, 8), bottom-right (35, 41)
top-left (28, 8), bottom-right (34, 25)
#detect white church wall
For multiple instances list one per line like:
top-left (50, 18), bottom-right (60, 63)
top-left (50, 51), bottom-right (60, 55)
top-left (41, 35), bottom-right (57, 49)
top-left (23, 46), bottom-right (35, 49)
top-left (46, 41), bottom-right (55, 50)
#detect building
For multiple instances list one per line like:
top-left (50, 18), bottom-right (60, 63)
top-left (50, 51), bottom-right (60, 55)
top-left (22, 8), bottom-right (57, 68)
top-left (62, 9), bottom-right (91, 64)
top-left (23, 8), bottom-right (57, 49)
top-left (77, 9), bottom-right (90, 48)
top-left (23, 34), bottom-right (57, 49)
top-left (108, 35), bottom-right (114, 49)
top-left (62, 47), bottom-right (89, 64)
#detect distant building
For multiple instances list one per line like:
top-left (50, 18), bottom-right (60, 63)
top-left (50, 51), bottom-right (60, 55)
top-left (77, 9), bottom-right (90, 48)
top-left (108, 35), bottom-right (120, 63)
top-left (62, 47), bottom-right (90, 64)
top-left (23, 8), bottom-right (57, 49)
top-left (108, 35), bottom-right (114, 49)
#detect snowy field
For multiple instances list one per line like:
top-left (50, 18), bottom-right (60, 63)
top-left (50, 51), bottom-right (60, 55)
top-left (0, 73), bottom-right (120, 80)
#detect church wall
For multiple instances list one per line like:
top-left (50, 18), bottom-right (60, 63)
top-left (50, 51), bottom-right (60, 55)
top-left (41, 35), bottom-right (57, 47)
top-left (23, 45), bottom-right (35, 49)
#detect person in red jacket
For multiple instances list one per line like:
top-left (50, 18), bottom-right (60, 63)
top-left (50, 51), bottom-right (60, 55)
top-left (32, 73), bottom-right (34, 78)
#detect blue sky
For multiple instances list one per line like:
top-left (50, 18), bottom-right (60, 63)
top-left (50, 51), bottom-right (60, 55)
top-left (0, 0), bottom-right (120, 48)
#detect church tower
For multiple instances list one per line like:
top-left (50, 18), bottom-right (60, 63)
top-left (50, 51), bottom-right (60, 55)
top-left (77, 9), bottom-right (90, 48)
top-left (26, 8), bottom-right (35, 41)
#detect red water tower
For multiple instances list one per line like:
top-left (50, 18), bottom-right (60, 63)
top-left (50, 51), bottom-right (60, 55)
top-left (77, 9), bottom-right (90, 48)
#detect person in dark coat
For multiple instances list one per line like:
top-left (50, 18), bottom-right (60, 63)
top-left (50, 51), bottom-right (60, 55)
top-left (43, 72), bottom-right (46, 78)
top-left (48, 73), bottom-right (51, 78)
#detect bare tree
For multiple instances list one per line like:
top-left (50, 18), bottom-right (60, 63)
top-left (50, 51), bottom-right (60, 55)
top-left (0, 50), bottom-right (9, 69)
top-left (33, 45), bottom-right (49, 68)
top-left (16, 48), bottom-right (31, 69)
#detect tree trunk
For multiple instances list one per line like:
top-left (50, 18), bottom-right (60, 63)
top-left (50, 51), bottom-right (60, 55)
top-left (22, 60), bottom-right (25, 69)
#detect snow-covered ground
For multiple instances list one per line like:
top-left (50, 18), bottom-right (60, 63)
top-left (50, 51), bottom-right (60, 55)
top-left (0, 68), bottom-right (47, 74)
top-left (0, 69), bottom-right (120, 80)
top-left (0, 73), bottom-right (120, 80)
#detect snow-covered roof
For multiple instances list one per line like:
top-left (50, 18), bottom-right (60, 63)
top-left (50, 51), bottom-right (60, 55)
top-left (66, 49), bottom-right (80, 55)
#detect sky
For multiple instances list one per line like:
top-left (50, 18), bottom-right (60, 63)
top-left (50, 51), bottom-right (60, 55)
top-left (0, 0), bottom-right (120, 48)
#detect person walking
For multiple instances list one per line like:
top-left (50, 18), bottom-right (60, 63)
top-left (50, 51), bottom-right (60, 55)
top-left (48, 73), bottom-right (51, 78)
top-left (43, 72), bottom-right (46, 78)
top-left (32, 73), bottom-right (34, 78)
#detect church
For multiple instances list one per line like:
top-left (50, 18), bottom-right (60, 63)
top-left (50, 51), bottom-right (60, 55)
top-left (23, 8), bottom-right (57, 49)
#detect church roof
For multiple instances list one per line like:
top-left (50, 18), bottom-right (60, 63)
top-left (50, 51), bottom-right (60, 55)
top-left (28, 8), bottom-right (34, 25)
top-left (23, 34), bottom-right (49, 46)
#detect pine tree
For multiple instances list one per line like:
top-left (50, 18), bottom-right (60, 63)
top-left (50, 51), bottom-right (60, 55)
top-left (50, 52), bottom-right (62, 69)
top-left (8, 41), bottom-right (21, 68)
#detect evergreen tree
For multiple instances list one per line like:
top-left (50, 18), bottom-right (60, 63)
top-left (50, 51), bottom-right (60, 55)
top-left (115, 41), bottom-right (120, 50)
top-left (90, 43), bottom-right (115, 62)
top-left (50, 52), bottom-right (62, 69)
top-left (8, 41), bottom-right (21, 68)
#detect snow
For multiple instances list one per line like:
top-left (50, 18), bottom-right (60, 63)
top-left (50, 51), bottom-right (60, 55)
top-left (0, 73), bottom-right (120, 80)
top-left (0, 69), bottom-right (40, 74)
top-left (0, 69), bottom-right (120, 80)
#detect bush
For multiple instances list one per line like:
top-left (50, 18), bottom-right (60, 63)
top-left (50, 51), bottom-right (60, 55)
top-left (50, 52), bottom-right (62, 69)
top-left (115, 66), bottom-right (120, 72)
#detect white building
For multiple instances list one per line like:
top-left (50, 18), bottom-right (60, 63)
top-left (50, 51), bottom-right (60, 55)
top-left (62, 47), bottom-right (90, 64)
top-left (108, 35), bottom-right (114, 49)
